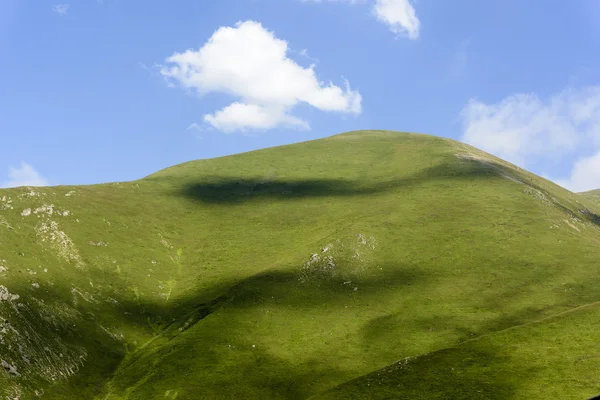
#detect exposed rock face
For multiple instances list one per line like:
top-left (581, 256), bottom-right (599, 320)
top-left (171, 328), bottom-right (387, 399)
top-left (1, 360), bottom-right (20, 377)
top-left (35, 221), bottom-right (84, 269)
top-left (299, 233), bottom-right (377, 284)
top-left (0, 286), bottom-right (20, 302)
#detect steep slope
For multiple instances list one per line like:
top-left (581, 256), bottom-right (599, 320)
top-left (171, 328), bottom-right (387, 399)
top-left (1, 130), bottom-right (600, 399)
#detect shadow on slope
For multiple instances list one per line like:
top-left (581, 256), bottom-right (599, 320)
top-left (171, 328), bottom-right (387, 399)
top-left (312, 344), bottom-right (524, 400)
top-left (316, 300), bottom-right (600, 400)
top-left (177, 158), bottom-right (517, 205)
top-left (107, 264), bottom-right (428, 398)
top-left (0, 277), bottom-right (140, 399)
top-left (119, 262), bottom-right (426, 355)
top-left (180, 178), bottom-right (384, 204)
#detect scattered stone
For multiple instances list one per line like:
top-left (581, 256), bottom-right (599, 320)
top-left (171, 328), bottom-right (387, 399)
top-left (36, 220), bottom-right (84, 268)
top-left (1, 359), bottom-right (20, 377)
top-left (524, 188), bottom-right (551, 205)
top-left (33, 204), bottom-right (55, 216)
top-left (0, 196), bottom-right (14, 210)
top-left (564, 219), bottom-right (581, 232)
top-left (357, 233), bottom-right (367, 245)
top-left (0, 286), bottom-right (20, 302)
top-left (0, 217), bottom-right (14, 229)
top-left (300, 234), bottom-right (377, 283)
top-left (21, 208), bottom-right (31, 217)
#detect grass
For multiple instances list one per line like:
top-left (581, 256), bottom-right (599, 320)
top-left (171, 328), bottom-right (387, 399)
top-left (580, 189), bottom-right (600, 204)
top-left (1, 130), bottom-right (600, 399)
top-left (313, 301), bottom-right (600, 399)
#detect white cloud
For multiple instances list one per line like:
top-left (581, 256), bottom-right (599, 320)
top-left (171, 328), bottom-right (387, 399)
top-left (302, 0), bottom-right (420, 39)
top-left (160, 20), bottom-right (361, 133)
top-left (52, 4), bottom-right (69, 16)
top-left (372, 0), bottom-right (420, 39)
top-left (1, 163), bottom-right (49, 188)
top-left (186, 122), bottom-right (203, 132)
top-left (204, 103), bottom-right (309, 133)
top-left (448, 39), bottom-right (470, 78)
top-left (460, 86), bottom-right (600, 192)
top-left (555, 152), bottom-right (600, 192)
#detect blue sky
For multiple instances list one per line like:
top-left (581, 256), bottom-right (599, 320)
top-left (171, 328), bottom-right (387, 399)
top-left (1, 0), bottom-right (599, 191)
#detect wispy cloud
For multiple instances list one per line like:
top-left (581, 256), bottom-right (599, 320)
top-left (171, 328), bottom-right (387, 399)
top-left (186, 123), bottom-right (204, 139)
top-left (460, 86), bottom-right (600, 192)
top-left (186, 123), bottom-right (203, 132)
top-left (301, 0), bottom-right (420, 39)
top-left (448, 39), bottom-right (470, 78)
top-left (1, 163), bottom-right (49, 188)
top-left (52, 4), bottom-right (69, 16)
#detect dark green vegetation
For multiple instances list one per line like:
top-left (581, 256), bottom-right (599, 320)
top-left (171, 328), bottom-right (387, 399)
top-left (1, 130), bottom-right (600, 399)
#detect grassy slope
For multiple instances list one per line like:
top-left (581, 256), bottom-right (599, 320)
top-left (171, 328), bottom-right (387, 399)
top-left (1, 130), bottom-right (600, 399)
top-left (314, 301), bottom-right (600, 399)
top-left (580, 189), bottom-right (600, 204)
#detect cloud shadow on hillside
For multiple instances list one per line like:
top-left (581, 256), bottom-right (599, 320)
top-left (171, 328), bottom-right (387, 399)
top-left (179, 178), bottom-right (382, 204)
top-left (176, 159), bottom-right (511, 204)
top-left (103, 262), bottom-right (430, 398)
top-left (314, 344), bottom-right (524, 399)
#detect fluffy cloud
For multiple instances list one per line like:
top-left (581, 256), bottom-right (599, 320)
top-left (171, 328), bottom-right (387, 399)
top-left (1, 163), bottom-right (49, 188)
top-left (204, 103), bottom-right (309, 132)
top-left (160, 21), bottom-right (361, 133)
top-left (372, 0), bottom-right (420, 39)
top-left (303, 0), bottom-right (420, 39)
top-left (460, 86), bottom-right (600, 192)
top-left (52, 4), bottom-right (69, 16)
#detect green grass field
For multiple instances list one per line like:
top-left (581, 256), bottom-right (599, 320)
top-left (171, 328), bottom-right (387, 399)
top-left (1, 130), bottom-right (600, 399)
top-left (581, 189), bottom-right (600, 204)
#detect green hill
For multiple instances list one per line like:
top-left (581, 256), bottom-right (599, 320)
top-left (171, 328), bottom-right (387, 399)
top-left (1, 130), bottom-right (600, 399)
top-left (580, 189), bottom-right (600, 204)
